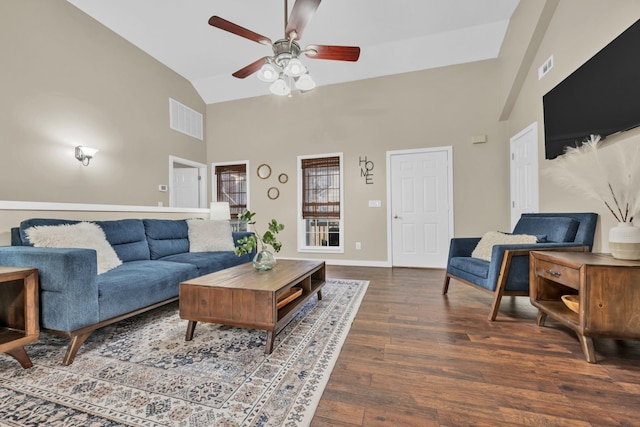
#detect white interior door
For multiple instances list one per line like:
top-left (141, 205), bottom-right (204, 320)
top-left (389, 148), bottom-right (452, 268)
top-left (173, 168), bottom-right (200, 208)
top-left (510, 122), bottom-right (539, 230)
top-left (169, 156), bottom-right (207, 208)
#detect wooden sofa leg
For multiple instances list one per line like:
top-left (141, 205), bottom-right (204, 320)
top-left (5, 347), bottom-right (33, 369)
top-left (63, 332), bottom-right (93, 366)
top-left (442, 274), bottom-right (451, 295)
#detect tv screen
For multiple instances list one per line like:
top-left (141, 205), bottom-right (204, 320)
top-left (543, 19), bottom-right (640, 159)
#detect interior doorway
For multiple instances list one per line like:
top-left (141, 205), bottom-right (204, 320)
top-left (509, 122), bottom-right (539, 230)
top-left (169, 156), bottom-right (207, 208)
top-left (387, 147), bottom-right (453, 268)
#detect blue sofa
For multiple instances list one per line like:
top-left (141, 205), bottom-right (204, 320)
top-left (0, 218), bottom-right (254, 365)
top-left (442, 212), bottom-right (598, 320)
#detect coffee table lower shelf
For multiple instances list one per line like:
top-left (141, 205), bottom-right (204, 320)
top-left (179, 260), bottom-right (326, 354)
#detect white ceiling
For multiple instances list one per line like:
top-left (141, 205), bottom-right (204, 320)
top-left (66, 0), bottom-right (520, 104)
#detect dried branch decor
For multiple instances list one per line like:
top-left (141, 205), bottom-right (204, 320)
top-left (546, 134), bottom-right (640, 223)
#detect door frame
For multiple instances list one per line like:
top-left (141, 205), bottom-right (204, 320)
top-left (169, 155), bottom-right (208, 208)
top-left (386, 146), bottom-right (454, 267)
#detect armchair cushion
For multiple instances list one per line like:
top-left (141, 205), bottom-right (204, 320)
top-left (512, 216), bottom-right (579, 243)
top-left (471, 231), bottom-right (537, 261)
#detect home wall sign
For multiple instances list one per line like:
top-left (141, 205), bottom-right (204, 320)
top-left (359, 156), bottom-right (374, 184)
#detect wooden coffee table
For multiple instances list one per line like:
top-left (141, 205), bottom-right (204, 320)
top-left (179, 259), bottom-right (325, 353)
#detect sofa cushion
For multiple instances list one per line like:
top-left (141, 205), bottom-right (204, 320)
top-left (160, 251), bottom-right (246, 276)
top-left (187, 219), bottom-right (236, 252)
top-left (25, 222), bottom-right (122, 274)
top-left (96, 260), bottom-right (197, 321)
top-left (143, 219), bottom-right (189, 259)
top-left (471, 231), bottom-right (537, 262)
top-left (449, 256), bottom-right (490, 279)
top-left (512, 216), bottom-right (580, 243)
top-left (96, 219), bottom-right (150, 262)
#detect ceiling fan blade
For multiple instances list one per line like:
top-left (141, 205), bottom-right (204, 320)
top-left (285, 0), bottom-right (321, 40)
top-left (305, 45), bottom-right (361, 62)
top-left (209, 16), bottom-right (272, 45)
top-left (232, 57), bottom-right (269, 79)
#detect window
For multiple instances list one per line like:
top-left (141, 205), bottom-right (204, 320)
top-left (298, 153), bottom-right (343, 252)
top-left (213, 162), bottom-right (248, 228)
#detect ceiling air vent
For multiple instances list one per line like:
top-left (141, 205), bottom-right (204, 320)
top-left (169, 98), bottom-right (203, 140)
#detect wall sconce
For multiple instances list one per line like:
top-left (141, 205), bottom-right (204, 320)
top-left (75, 146), bottom-right (98, 166)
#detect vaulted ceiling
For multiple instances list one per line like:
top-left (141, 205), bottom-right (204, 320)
top-left (67, 0), bottom-right (520, 104)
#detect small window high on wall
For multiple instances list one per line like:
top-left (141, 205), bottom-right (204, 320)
top-left (214, 162), bottom-right (248, 224)
top-left (298, 153), bottom-right (343, 253)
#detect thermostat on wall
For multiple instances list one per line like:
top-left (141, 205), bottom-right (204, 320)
top-left (158, 184), bottom-right (168, 192)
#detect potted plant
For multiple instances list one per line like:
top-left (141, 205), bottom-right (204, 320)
top-left (546, 134), bottom-right (640, 259)
top-left (234, 210), bottom-right (285, 270)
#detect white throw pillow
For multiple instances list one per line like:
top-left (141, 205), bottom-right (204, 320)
top-left (187, 219), bottom-right (235, 252)
top-left (25, 222), bottom-right (122, 274)
top-left (471, 231), bottom-right (538, 262)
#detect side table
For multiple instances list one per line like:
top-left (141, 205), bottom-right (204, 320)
top-left (0, 266), bottom-right (39, 368)
top-left (530, 251), bottom-right (640, 363)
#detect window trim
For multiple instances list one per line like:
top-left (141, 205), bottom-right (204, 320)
top-left (211, 160), bottom-right (250, 214)
top-left (297, 152), bottom-right (344, 253)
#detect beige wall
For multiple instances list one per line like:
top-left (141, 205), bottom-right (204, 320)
top-left (504, 0), bottom-right (640, 252)
top-left (4, 0), bottom-right (640, 260)
top-left (207, 60), bottom-right (510, 262)
top-left (0, 0), bottom-right (206, 207)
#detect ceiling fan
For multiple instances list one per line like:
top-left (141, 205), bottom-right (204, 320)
top-left (209, 0), bottom-right (361, 95)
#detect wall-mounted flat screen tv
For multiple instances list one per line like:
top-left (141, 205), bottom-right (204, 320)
top-left (543, 18), bottom-right (640, 159)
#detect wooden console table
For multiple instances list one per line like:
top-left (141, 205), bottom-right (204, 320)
top-left (0, 266), bottom-right (39, 368)
top-left (530, 251), bottom-right (640, 363)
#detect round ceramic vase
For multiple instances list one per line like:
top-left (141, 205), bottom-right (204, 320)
top-left (609, 222), bottom-right (640, 260)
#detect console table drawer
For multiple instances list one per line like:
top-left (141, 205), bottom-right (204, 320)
top-left (535, 259), bottom-right (579, 288)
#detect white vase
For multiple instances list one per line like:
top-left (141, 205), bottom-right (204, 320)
top-left (609, 222), bottom-right (640, 260)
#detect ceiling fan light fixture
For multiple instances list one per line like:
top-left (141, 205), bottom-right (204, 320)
top-left (283, 58), bottom-right (306, 77)
top-left (257, 63), bottom-right (279, 82)
top-left (294, 73), bottom-right (316, 91)
top-left (269, 77), bottom-right (291, 96)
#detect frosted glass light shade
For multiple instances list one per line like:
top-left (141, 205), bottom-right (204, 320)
top-left (257, 63), bottom-right (279, 82)
top-left (75, 145), bottom-right (99, 166)
top-left (284, 58), bottom-right (306, 77)
top-left (270, 78), bottom-right (291, 96)
top-left (295, 73), bottom-right (316, 91)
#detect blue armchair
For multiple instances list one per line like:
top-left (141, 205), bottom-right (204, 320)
top-left (442, 213), bottom-right (598, 320)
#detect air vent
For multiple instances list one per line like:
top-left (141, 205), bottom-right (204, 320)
top-left (538, 55), bottom-right (553, 80)
top-left (169, 98), bottom-right (203, 140)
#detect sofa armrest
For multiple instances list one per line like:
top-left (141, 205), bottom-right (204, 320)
top-left (0, 246), bottom-right (100, 332)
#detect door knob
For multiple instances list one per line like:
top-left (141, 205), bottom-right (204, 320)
top-left (393, 215), bottom-right (401, 219)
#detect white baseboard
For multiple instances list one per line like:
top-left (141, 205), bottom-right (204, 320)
top-left (279, 256), bottom-right (391, 268)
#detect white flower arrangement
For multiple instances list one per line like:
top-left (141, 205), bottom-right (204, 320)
top-left (546, 134), bottom-right (640, 223)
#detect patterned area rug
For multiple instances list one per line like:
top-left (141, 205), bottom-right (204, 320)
top-left (0, 278), bottom-right (368, 427)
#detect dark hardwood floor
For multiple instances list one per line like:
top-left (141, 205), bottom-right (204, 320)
top-left (314, 266), bottom-right (640, 427)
